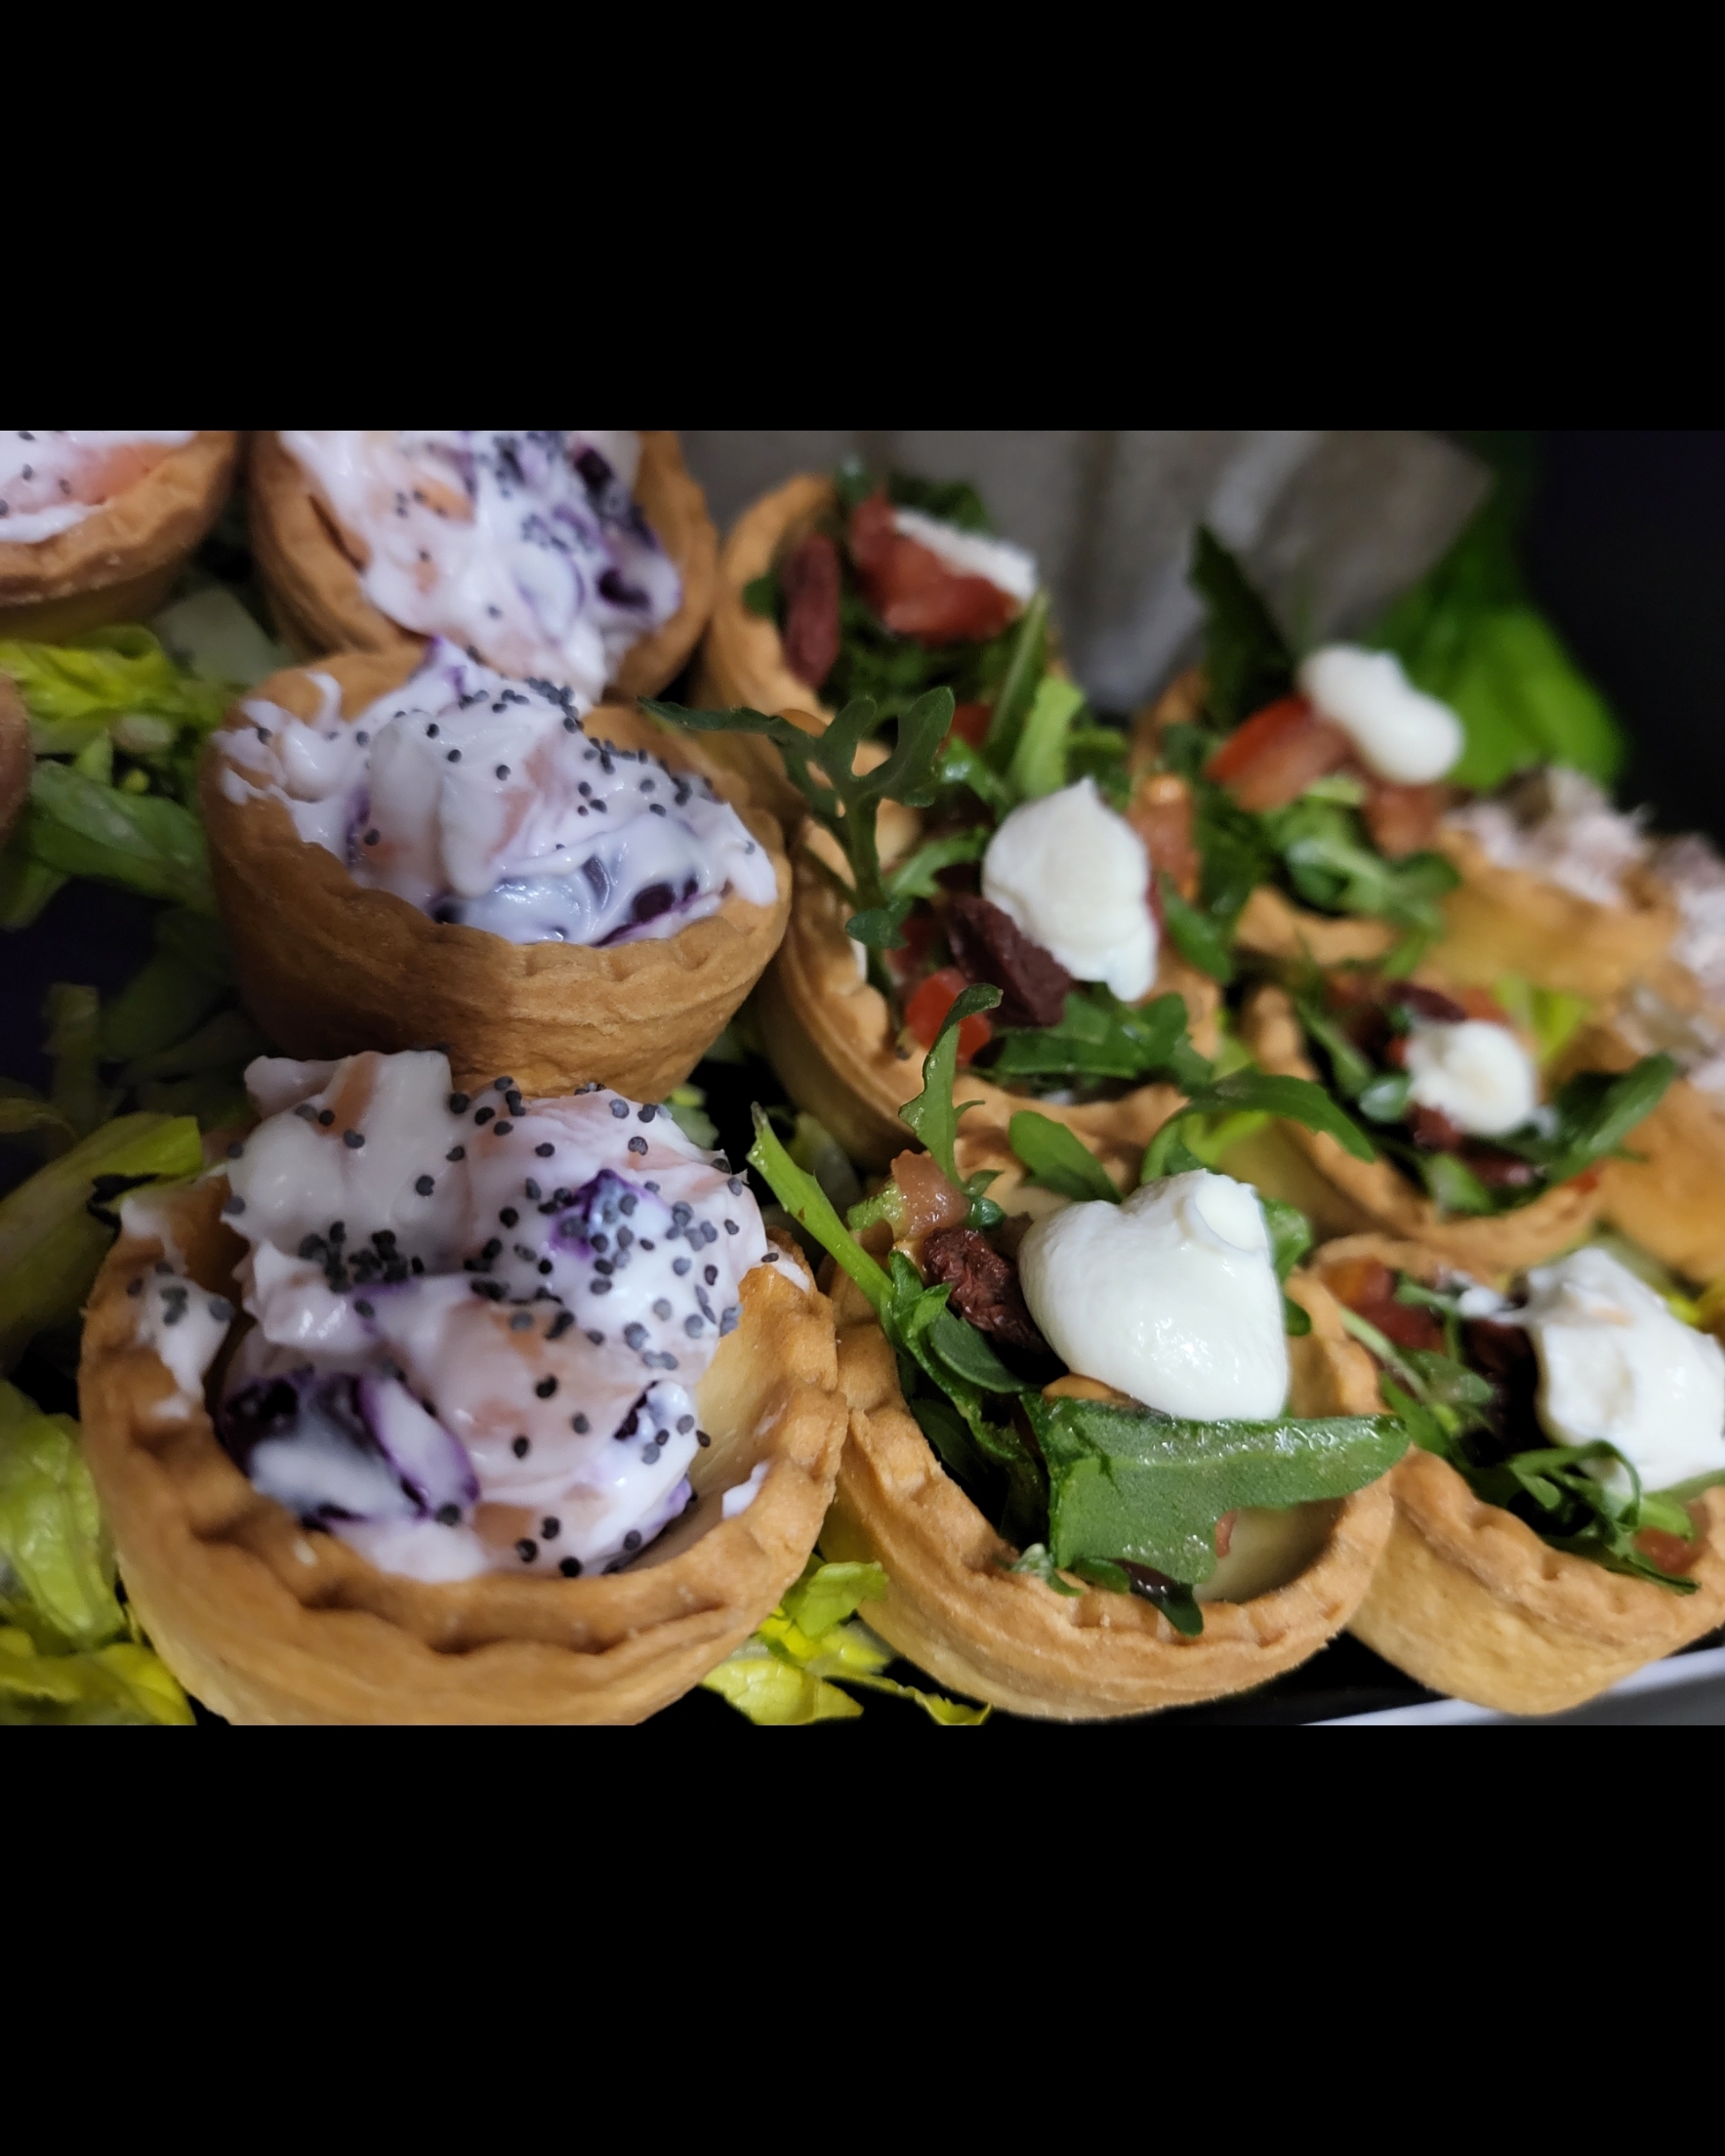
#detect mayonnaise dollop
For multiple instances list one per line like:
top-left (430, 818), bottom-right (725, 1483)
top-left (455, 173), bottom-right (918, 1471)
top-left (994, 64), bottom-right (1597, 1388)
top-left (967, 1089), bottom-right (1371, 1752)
top-left (1517, 1247), bottom-right (1725, 1494)
top-left (1404, 1019), bottom-right (1540, 1137)
top-left (281, 431), bottom-right (679, 702)
top-left (132, 1049), bottom-right (786, 1584)
top-left (1298, 645), bottom-right (1463, 786)
top-left (1018, 1171), bottom-right (1290, 1420)
top-left (981, 777), bottom-right (1158, 1002)
top-left (216, 641), bottom-right (776, 946)
top-left (0, 431), bottom-right (193, 545)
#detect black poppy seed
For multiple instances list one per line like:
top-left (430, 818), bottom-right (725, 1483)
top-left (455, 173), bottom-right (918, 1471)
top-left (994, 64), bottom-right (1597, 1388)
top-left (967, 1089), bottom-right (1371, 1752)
top-left (344, 1130), bottom-right (365, 1150)
top-left (723, 1219), bottom-right (739, 1235)
top-left (515, 1539), bottom-right (537, 1563)
top-left (426, 724), bottom-right (439, 737)
top-left (563, 716), bottom-right (578, 733)
top-left (676, 1415), bottom-right (694, 1434)
top-left (161, 1306), bottom-right (185, 1327)
top-left (628, 1136), bottom-right (647, 1155)
top-left (354, 1298), bottom-right (375, 1317)
top-left (473, 1105), bottom-right (494, 1125)
top-left (449, 1092), bottom-right (470, 1113)
top-left (492, 1076), bottom-right (514, 1092)
top-left (317, 1109), bottom-right (334, 1127)
top-left (154, 1261), bottom-right (173, 1274)
top-left (605, 1098), bottom-right (630, 1122)
top-left (586, 1330), bottom-right (604, 1347)
top-left (639, 1444), bottom-right (661, 1466)
top-left (446, 1144), bottom-right (466, 1162)
top-left (482, 1238), bottom-right (503, 1260)
top-left (222, 1196), bottom-right (245, 1217)
top-left (522, 1181), bottom-right (542, 1203)
top-left (696, 1430), bottom-right (712, 1448)
top-left (644, 1182), bottom-right (660, 1194)
top-left (415, 1175), bottom-right (434, 1196)
top-left (362, 828), bottom-right (381, 848)
top-left (684, 1315), bottom-right (703, 1336)
top-left (127, 1277), bottom-right (144, 1298)
top-left (513, 1434), bottom-right (530, 1458)
top-left (411, 1256), bottom-right (425, 1274)
top-left (499, 1207), bottom-right (518, 1227)
top-left (559, 1555), bottom-right (582, 1575)
top-left (208, 1297), bottom-right (234, 1322)
top-left (536, 1258), bottom-right (553, 1275)
top-left (653, 1298), bottom-right (673, 1319)
top-left (226, 1140), bottom-right (245, 1161)
top-left (570, 1412), bottom-right (591, 1436)
top-left (436, 1503), bottom-right (461, 1526)
top-left (672, 1258), bottom-right (691, 1276)
top-left (535, 1377), bottom-right (557, 1399)
top-left (623, 1531), bottom-right (641, 1552)
top-left (256, 725), bottom-right (271, 743)
top-left (495, 764), bottom-right (510, 779)
top-left (495, 1122), bottom-right (513, 1137)
top-left (295, 1103), bottom-right (317, 1121)
top-left (704, 1264), bottom-right (719, 1285)
top-left (727, 1177), bottom-right (744, 1195)
top-left (616, 1227), bottom-right (634, 1249)
top-left (619, 1195), bottom-right (637, 1215)
top-left (638, 1105), bottom-right (656, 1123)
top-left (624, 1322), bottom-right (647, 1348)
top-left (506, 1093), bottom-right (524, 1117)
top-left (591, 1277), bottom-right (612, 1294)
top-left (535, 1142), bottom-right (554, 1158)
top-left (720, 1307), bottom-right (740, 1336)
top-left (510, 1311), bottom-right (533, 1331)
top-left (355, 729), bottom-right (370, 745)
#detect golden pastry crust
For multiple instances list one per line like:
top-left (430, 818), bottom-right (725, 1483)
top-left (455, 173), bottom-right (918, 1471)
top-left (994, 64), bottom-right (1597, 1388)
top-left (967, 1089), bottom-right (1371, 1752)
top-left (78, 1182), bottom-right (846, 1724)
top-left (1129, 672), bottom-right (1399, 968)
top-left (818, 1266), bottom-right (1395, 1719)
top-left (247, 431), bottom-right (718, 699)
top-left (1239, 982), bottom-right (1600, 1273)
top-left (0, 432), bottom-right (238, 640)
top-left (199, 650), bottom-right (791, 1102)
top-left (1554, 1016), bottom-right (1725, 1284)
top-left (0, 673), bottom-right (28, 844)
top-left (1310, 1233), bottom-right (1725, 1713)
top-left (1431, 825), bottom-right (1678, 998)
top-left (755, 817), bottom-right (1213, 1175)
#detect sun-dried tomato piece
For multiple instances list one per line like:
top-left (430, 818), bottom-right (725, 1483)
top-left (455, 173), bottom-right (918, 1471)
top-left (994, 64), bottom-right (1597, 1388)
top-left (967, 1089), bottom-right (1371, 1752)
top-left (848, 493), bottom-right (1021, 647)
top-left (1128, 771), bottom-right (1201, 900)
top-left (889, 1151), bottom-right (972, 1246)
top-left (1363, 778), bottom-right (1448, 859)
top-left (1459, 1146), bottom-right (1539, 1189)
top-left (924, 1225), bottom-right (1048, 1353)
top-left (1398, 981), bottom-right (1470, 1025)
top-left (779, 530), bottom-right (841, 690)
top-left (1634, 1525), bottom-right (1697, 1575)
top-left (1409, 1102), bottom-right (1466, 1152)
top-left (1205, 695), bottom-right (1352, 813)
top-left (945, 893), bottom-right (1073, 1030)
top-left (1323, 1254), bottom-right (1445, 1353)
top-left (949, 701), bottom-right (992, 748)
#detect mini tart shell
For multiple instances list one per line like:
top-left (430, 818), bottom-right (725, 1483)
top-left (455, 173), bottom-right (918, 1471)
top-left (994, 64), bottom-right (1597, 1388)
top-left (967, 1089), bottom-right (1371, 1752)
top-left (818, 1265), bottom-right (1394, 1719)
top-left (0, 432), bottom-right (239, 640)
top-left (1429, 825), bottom-right (1678, 1000)
top-left (1238, 981), bottom-right (1601, 1274)
top-left (1130, 671), bottom-right (1399, 968)
top-left (246, 431), bottom-right (719, 700)
top-left (199, 650), bottom-right (791, 1102)
top-left (1309, 1231), bottom-right (1725, 1714)
top-left (756, 813), bottom-right (1215, 1177)
top-left (78, 1181), bottom-right (846, 1725)
top-left (1554, 1015), bottom-right (1725, 1284)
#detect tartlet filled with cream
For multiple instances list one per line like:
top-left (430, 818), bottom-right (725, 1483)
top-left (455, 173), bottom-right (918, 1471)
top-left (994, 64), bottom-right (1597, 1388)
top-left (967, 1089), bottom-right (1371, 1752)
top-left (249, 430), bottom-right (717, 703)
top-left (1314, 1234), bottom-right (1725, 1715)
top-left (200, 645), bottom-right (791, 1101)
top-left (75, 1051), bottom-right (848, 1724)
top-left (0, 429), bottom-right (239, 637)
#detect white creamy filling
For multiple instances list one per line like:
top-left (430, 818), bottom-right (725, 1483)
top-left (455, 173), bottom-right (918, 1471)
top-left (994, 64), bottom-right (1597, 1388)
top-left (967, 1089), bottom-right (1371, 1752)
top-left (1297, 644), bottom-right (1464, 785)
top-left (981, 777), bottom-right (1158, 1002)
top-left (0, 430), bottom-right (193, 545)
top-left (281, 430), bottom-right (678, 702)
top-left (1517, 1248), bottom-right (1725, 1494)
top-left (888, 507), bottom-right (1038, 606)
top-left (1403, 1019), bottom-right (1540, 1137)
top-left (136, 1049), bottom-right (786, 1585)
top-left (1018, 1171), bottom-right (1290, 1420)
top-left (216, 641), bottom-right (775, 947)
top-left (1448, 767), bottom-right (1649, 908)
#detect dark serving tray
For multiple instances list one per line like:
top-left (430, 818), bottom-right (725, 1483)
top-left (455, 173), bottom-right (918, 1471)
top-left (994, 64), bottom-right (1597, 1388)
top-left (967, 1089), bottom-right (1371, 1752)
top-left (9, 429), bottom-right (1725, 1727)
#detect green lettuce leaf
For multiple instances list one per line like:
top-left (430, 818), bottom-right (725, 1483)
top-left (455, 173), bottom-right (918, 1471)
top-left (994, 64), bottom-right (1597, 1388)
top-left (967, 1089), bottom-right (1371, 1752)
top-left (896, 982), bottom-right (1003, 1225)
top-left (1141, 1069), bottom-right (1375, 1182)
top-left (0, 1111), bottom-right (202, 1371)
top-left (0, 1630), bottom-right (194, 1726)
top-left (1007, 676), bottom-right (1088, 802)
top-left (1027, 1391), bottom-right (1406, 1588)
top-left (0, 626), bottom-right (232, 753)
top-left (17, 761), bottom-right (214, 912)
top-left (0, 1380), bottom-right (121, 1649)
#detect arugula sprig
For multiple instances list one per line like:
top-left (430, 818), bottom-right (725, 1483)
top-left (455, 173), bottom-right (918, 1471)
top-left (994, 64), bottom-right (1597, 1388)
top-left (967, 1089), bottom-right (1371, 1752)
top-left (644, 687), bottom-right (955, 956)
top-left (893, 983), bottom-right (1006, 1227)
top-left (1338, 1275), bottom-right (1711, 1591)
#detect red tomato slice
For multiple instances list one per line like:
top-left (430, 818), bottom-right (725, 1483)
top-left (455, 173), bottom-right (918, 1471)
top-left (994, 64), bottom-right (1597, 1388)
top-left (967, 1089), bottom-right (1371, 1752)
top-left (905, 966), bottom-right (993, 1059)
top-left (1206, 695), bottom-right (1352, 813)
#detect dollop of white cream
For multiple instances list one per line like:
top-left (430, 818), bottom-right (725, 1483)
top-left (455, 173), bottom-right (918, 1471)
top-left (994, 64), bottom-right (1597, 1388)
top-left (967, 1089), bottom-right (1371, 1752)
top-left (981, 777), bottom-right (1157, 1002)
top-left (281, 430), bottom-right (678, 702)
top-left (216, 641), bottom-right (776, 946)
top-left (889, 507), bottom-right (1038, 606)
top-left (0, 431), bottom-right (193, 545)
top-left (1297, 645), bottom-right (1463, 786)
top-left (1518, 1248), bottom-right (1725, 1494)
top-left (1404, 1019), bottom-right (1540, 1137)
top-left (1018, 1171), bottom-right (1290, 1420)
